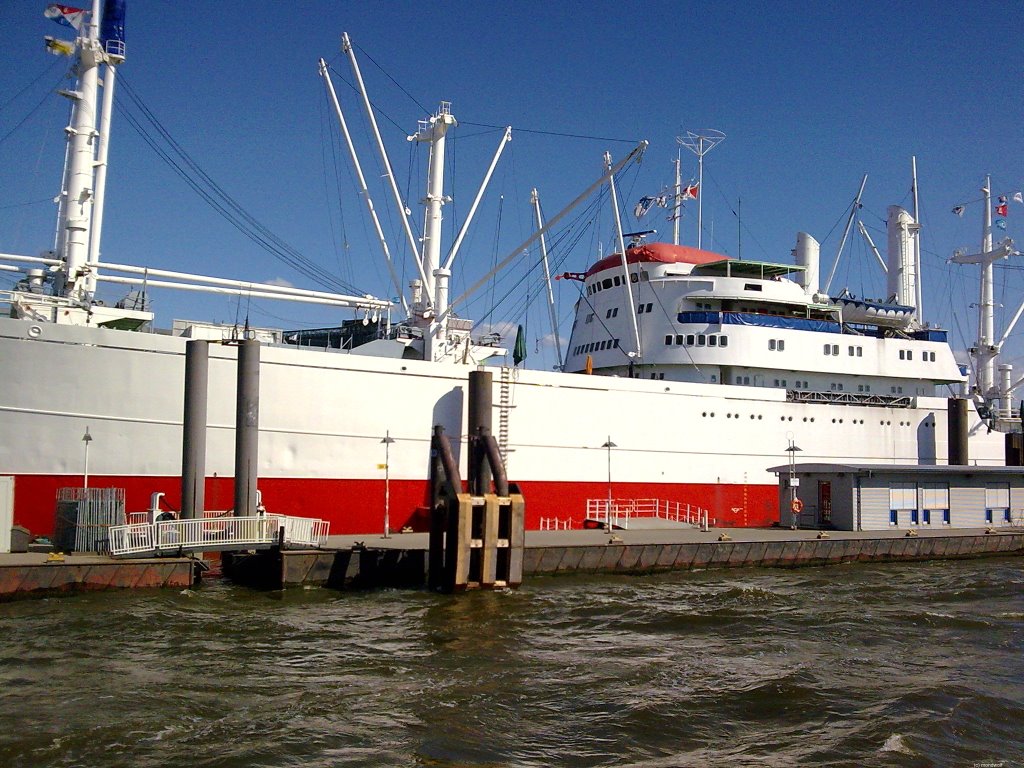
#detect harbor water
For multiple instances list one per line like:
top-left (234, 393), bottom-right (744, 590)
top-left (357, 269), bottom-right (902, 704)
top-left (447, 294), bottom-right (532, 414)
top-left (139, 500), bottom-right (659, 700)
top-left (1, 557), bottom-right (1021, 767)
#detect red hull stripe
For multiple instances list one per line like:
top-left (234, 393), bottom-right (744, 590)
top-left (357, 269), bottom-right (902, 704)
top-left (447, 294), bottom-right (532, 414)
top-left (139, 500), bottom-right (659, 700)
top-left (8, 474), bottom-right (781, 537)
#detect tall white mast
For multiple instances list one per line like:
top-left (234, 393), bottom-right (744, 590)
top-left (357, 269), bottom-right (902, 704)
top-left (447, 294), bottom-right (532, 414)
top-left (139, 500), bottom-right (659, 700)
top-left (341, 34), bottom-right (427, 298)
top-left (411, 102), bottom-right (456, 357)
top-left (911, 156), bottom-right (923, 321)
top-left (605, 151), bottom-right (642, 360)
top-left (951, 175), bottom-right (1015, 402)
top-left (677, 129), bottom-right (724, 250)
top-left (59, 0), bottom-right (105, 301)
top-left (318, 58), bottom-right (409, 316)
top-left (531, 188), bottom-right (563, 370)
top-left (672, 153), bottom-right (681, 246)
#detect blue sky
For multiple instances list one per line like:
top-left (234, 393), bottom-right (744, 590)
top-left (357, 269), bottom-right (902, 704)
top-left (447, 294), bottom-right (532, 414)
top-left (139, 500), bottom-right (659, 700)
top-left (1, 1), bottom-right (1022, 371)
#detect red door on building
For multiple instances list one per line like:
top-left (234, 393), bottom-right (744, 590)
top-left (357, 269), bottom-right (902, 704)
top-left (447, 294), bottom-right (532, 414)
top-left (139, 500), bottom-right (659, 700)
top-left (818, 481), bottom-right (832, 526)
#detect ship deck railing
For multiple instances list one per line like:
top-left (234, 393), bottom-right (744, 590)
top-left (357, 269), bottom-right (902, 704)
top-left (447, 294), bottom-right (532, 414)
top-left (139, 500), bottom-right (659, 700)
top-left (108, 514), bottom-right (330, 558)
top-left (585, 498), bottom-right (712, 529)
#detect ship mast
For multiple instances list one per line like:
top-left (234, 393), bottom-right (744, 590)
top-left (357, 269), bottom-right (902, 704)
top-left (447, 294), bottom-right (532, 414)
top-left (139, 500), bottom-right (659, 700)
top-left (677, 129), bottom-right (724, 250)
top-left (52, 0), bottom-right (126, 305)
top-left (951, 175), bottom-right (1016, 405)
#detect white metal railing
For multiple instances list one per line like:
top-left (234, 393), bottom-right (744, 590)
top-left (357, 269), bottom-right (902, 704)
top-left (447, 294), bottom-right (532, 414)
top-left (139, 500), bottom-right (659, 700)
top-left (585, 498), bottom-right (712, 529)
top-left (108, 522), bottom-right (156, 557)
top-left (539, 517), bottom-right (574, 530)
top-left (126, 509), bottom-right (233, 526)
top-left (108, 514), bottom-right (330, 557)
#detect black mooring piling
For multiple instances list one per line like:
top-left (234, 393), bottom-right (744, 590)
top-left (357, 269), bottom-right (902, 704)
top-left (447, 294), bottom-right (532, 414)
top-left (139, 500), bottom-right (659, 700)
top-left (468, 369), bottom-right (492, 496)
top-left (427, 371), bottom-right (525, 593)
top-left (234, 339), bottom-right (260, 517)
top-left (947, 397), bottom-right (969, 466)
top-left (181, 339), bottom-right (209, 520)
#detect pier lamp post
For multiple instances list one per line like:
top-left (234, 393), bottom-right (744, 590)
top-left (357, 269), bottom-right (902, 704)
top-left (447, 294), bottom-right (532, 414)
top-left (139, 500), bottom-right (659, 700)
top-left (602, 437), bottom-right (616, 531)
top-left (785, 435), bottom-right (802, 529)
top-left (82, 427), bottom-right (93, 491)
top-left (381, 432), bottom-right (395, 538)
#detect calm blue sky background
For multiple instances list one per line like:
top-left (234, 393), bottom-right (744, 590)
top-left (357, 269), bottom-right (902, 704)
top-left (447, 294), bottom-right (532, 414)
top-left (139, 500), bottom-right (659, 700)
top-left (1, 1), bottom-right (1022, 371)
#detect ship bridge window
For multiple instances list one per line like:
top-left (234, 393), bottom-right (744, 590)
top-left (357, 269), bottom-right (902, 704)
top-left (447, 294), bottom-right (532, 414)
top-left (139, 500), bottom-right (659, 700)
top-left (769, 339), bottom-right (786, 351)
top-left (602, 278), bottom-right (613, 289)
top-left (606, 307), bottom-right (619, 319)
top-left (697, 334), bottom-right (706, 346)
top-left (637, 303), bottom-right (654, 314)
top-left (743, 283), bottom-right (763, 292)
top-left (585, 313), bottom-right (594, 324)
top-left (708, 336), bottom-right (718, 347)
top-left (720, 336), bottom-right (728, 347)
top-left (613, 276), bottom-right (622, 286)
top-left (848, 346), bottom-right (863, 356)
top-left (824, 344), bottom-right (839, 355)
top-left (686, 334), bottom-right (695, 345)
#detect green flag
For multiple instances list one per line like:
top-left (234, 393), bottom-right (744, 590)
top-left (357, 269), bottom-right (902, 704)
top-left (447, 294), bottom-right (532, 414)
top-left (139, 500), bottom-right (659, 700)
top-left (513, 324), bottom-right (527, 366)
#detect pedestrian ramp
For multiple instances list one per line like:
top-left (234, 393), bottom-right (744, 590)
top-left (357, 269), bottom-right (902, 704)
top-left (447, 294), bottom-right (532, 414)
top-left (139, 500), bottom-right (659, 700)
top-left (108, 514), bottom-right (329, 558)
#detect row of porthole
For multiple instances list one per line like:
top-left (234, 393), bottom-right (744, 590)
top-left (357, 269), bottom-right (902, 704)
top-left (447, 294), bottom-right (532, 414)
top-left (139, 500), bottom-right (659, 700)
top-left (698, 413), bottom-right (919, 427)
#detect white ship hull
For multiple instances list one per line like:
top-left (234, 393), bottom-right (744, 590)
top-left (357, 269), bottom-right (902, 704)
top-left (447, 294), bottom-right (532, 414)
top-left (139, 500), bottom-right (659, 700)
top-left (0, 316), bottom-right (1006, 536)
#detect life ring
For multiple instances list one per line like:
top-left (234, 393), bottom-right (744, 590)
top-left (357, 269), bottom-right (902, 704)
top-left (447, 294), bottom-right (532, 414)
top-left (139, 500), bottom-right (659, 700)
top-left (790, 498), bottom-right (804, 514)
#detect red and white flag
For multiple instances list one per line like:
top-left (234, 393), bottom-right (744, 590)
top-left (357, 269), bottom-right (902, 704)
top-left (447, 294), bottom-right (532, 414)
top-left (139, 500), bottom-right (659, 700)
top-left (44, 4), bottom-right (87, 32)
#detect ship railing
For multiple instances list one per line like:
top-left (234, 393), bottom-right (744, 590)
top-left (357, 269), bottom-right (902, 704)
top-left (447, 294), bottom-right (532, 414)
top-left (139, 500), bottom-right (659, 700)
top-left (108, 514), bottom-right (330, 557)
top-left (539, 517), bottom-right (574, 530)
top-left (585, 498), bottom-right (712, 529)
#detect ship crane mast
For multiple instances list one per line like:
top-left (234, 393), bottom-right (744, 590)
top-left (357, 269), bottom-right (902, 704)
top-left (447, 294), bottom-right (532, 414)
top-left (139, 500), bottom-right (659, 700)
top-left (951, 175), bottom-right (1018, 417)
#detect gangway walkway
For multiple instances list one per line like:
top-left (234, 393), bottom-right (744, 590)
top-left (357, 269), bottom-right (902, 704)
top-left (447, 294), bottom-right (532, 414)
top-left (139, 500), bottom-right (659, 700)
top-left (108, 514), bottom-right (329, 558)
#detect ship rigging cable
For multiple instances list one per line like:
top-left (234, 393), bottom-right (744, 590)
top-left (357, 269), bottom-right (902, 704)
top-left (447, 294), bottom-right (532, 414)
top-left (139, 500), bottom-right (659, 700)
top-left (116, 75), bottom-right (365, 298)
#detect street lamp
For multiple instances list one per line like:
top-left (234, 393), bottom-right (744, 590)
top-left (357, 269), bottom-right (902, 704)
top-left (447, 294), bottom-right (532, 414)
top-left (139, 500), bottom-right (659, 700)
top-left (785, 435), bottom-right (802, 529)
top-left (82, 427), bottom-right (93, 491)
top-left (380, 431), bottom-right (396, 538)
top-left (602, 437), bottom-right (616, 531)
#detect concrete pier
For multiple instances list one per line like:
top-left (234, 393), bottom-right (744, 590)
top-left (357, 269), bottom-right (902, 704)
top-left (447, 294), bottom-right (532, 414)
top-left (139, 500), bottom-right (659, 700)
top-left (227, 526), bottom-right (1024, 591)
top-left (0, 553), bottom-right (195, 601)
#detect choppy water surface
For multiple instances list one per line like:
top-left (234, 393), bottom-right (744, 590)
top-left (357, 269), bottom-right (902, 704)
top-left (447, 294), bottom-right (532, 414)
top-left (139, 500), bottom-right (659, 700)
top-left (1, 558), bottom-right (1022, 767)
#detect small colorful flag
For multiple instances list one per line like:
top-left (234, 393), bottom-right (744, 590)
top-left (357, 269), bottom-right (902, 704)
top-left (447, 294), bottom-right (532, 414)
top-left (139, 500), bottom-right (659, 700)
top-left (996, 203), bottom-right (1009, 217)
top-left (682, 183), bottom-right (699, 200)
top-left (952, 205), bottom-right (965, 217)
top-left (999, 195), bottom-right (1008, 204)
top-left (1013, 192), bottom-right (1023, 204)
top-left (634, 196), bottom-right (656, 219)
top-left (43, 35), bottom-right (74, 56)
top-left (44, 4), bottom-right (87, 31)
top-left (996, 219), bottom-right (1008, 230)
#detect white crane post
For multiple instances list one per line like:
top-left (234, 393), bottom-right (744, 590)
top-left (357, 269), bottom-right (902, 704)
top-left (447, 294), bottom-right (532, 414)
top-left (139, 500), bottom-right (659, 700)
top-left (341, 34), bottom-right (426, 295)
top-left (605, 151), bottom-right (642, 360)
top-left (440, 141), bottom-right (649, 326)
top-left (531, 188), bottom-right (563, 370)
top-left (87, 59), bottom-right (121, 289)
top-left (443, 126), bottom-right (512, 271)
top-left (672, 154), bottom-right (681, 246)
top-left (824, 174), bottom-right (868, 294)
top-left (318, 58), bottom-right (410, 316)
top-left (980, 177), bottom-right (995, 396)
top-left (911, 156), bottom-right (924, 321)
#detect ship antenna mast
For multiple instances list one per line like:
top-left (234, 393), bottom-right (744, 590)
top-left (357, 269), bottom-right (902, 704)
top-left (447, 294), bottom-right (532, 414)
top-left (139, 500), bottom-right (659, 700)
top-left (677, 129), bottom-right (724, 250)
